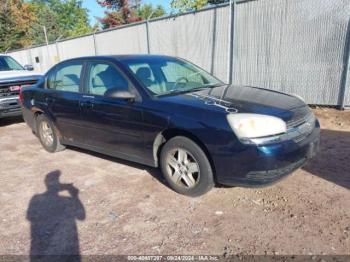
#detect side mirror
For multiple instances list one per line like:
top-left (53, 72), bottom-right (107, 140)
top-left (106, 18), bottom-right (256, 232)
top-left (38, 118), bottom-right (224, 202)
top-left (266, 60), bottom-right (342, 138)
top-left (24, 64), bottom-right (34, 71)
top-left (104, 88), bottom-right (136, 101)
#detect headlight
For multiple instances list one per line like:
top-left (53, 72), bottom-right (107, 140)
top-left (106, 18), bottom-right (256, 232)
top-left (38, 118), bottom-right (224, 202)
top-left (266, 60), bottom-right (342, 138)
top-left (227, 113), bottom-right (287, 144)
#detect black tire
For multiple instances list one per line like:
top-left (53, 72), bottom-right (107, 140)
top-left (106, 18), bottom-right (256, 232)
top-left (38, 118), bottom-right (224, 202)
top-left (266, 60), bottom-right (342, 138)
top-left (36, 114), bottom-right (65, 153)
top-left (160, 136), bottom-right (214, 197)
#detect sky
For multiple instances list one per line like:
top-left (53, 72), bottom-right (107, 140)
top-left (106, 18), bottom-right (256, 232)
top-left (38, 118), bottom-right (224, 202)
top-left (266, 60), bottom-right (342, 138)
top-left (82, 0), bottom-right (172, 25)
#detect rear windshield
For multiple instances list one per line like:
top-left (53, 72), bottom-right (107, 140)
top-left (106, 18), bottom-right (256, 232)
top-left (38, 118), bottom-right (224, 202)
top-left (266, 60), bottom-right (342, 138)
top-left (0, 56), bottom-right (24, 71)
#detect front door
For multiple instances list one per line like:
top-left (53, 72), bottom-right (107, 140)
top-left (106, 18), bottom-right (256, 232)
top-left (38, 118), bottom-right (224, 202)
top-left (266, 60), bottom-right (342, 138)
top-left (79, 61), bottom-right (145, 162)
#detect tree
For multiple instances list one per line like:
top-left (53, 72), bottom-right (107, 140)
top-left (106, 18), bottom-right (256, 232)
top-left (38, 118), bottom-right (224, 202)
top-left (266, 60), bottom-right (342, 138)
top-left (47, 0), bottom-right (91, 37)
top-left (97, 0), bottom-right (141, 9)
top-left (97, 0), bottom-right (141, 29)
top-left (27, 2), bottom-right (61, 45)
top-left (1, 0), bottom-right (92, 51)
top-left (170, 0), bottom-right (229, 12)
top-left (0, 0), bottom-right (36, 51)
top-left (136, 4), bottom-right (166, 20)
top-left (30, 0), bottom-right (92, 39)
top-left (97, 1), bottom-right (166, 29)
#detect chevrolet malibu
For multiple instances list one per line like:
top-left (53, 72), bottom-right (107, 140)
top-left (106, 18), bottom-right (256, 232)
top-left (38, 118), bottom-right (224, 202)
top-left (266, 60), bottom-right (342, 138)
top-left (20, 55), bottom-right (320, 196)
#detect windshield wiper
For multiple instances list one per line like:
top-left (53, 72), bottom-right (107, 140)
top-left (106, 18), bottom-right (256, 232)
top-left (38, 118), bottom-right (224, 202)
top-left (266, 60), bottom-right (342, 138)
top-left (156, 84), bottom-right (221, 97)
top-left (186, 84), bottom-right (223, 92)
top-left (202, 83), bottom-right (224, 88)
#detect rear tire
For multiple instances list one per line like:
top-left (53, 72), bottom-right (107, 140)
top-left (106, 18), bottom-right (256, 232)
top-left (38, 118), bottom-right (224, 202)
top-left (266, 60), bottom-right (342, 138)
top-left (160, 136), bottom-right (214, 197)
top-left (36, 114), bottom-right (65, 153)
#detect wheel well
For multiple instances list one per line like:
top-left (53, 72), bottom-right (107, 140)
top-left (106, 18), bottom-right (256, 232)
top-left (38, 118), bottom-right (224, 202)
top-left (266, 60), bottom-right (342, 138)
top-left (154, 129), bottom-right (216, 177)
top-left (34, 111), bottom-right (42, 119)
top-left (33, 111), bottom-right (62, 140)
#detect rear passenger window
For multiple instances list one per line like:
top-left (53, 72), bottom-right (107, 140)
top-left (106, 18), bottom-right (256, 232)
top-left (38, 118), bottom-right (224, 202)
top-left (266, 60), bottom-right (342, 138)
top-left (47, 63), bottom-right (82, 92)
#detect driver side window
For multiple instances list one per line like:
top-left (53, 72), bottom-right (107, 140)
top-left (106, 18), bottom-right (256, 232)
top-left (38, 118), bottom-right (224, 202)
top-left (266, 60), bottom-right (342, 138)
top-left (87, 62), bottom-right (129, 96)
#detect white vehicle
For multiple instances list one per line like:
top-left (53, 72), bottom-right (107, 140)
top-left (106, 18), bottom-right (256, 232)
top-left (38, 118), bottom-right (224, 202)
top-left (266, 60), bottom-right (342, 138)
top-left (0, 55), bottom-right (42, 119)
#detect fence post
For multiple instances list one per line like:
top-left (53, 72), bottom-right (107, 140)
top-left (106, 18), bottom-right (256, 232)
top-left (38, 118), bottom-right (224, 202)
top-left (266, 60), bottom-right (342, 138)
top-left (227, 0), bottom-right (235, 84)
top-left (210, 8), bottom-right (217, 75)
top-left (339, 19), bottom-right (350, 109)
top-left (93, 28), bottom-right (99, 55)
top-left (26, 45), bottom-right (33, 67)
top-left (55, 35), bottom-right (63, 63)
top-left (146, 20), bottom-right (151, 54)
top-left (145, 12), bottom-right (156, 54)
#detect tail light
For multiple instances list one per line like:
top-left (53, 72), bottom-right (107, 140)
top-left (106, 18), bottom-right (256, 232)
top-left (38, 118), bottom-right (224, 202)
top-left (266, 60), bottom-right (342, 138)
top-left (19, 85), bottom-right (31, 104)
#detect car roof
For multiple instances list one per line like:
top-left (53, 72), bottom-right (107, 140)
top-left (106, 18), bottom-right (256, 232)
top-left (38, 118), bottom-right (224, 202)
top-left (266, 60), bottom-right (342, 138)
top-left (61, 54), bottom-right (178, 64)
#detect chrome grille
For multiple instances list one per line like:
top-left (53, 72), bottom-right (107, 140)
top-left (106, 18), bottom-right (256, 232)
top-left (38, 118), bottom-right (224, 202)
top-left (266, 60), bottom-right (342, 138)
top-left (286, 106), bottom-right (312, 129)
top-left (285, 112), bottom-right (316, 143)
top-left (0, 80), bottom-right (37, 98)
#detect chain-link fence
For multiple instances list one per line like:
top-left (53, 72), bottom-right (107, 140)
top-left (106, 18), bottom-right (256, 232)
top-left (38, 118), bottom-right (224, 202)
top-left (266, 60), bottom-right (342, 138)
top-left (7, 0), bottom-right (350, 107)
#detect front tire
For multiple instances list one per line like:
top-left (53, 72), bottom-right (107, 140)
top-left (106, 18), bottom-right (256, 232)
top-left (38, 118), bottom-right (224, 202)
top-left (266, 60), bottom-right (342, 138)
top-left (36, 114), bottom-right (65, 153)
top-left (160, 136), bottom-right (214, 197)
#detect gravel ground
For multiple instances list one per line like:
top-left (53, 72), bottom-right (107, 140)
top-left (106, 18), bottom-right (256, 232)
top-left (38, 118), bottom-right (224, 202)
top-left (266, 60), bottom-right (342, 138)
top-left (0, 108), bottom-right (349, 256)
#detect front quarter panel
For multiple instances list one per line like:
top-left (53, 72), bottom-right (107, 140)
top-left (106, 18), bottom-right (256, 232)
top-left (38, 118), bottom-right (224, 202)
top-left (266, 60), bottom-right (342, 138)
top-left (169, 110), bottom-right (236, 153)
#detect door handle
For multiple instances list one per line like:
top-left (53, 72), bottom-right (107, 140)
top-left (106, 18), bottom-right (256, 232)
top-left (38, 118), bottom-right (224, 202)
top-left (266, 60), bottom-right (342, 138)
top-left (45, 97), bottom-right (54, 104)
top-left (80, 100), bottom-right (94, 109)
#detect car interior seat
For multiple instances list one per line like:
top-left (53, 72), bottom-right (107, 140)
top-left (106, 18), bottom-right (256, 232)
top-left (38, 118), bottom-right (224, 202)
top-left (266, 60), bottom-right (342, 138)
top-left (61, 74), bottom-right (80, 92)
top-left (93, 66), bottom-right (129, 95)
top-left (135, 67), bottom-right (162, 94)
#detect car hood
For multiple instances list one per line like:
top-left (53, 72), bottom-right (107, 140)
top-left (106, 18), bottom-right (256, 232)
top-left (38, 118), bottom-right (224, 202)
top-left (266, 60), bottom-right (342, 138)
top-left (0, 70), bottom-right (42, 82)
top-left (160, 85), bottom-right (307, 121)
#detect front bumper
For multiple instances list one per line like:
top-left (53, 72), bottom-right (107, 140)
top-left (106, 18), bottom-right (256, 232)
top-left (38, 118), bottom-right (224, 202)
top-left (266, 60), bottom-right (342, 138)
top-left (214, 120), bottom-right (320, 187)
top-left (0, 96), bottom-right (22, 118)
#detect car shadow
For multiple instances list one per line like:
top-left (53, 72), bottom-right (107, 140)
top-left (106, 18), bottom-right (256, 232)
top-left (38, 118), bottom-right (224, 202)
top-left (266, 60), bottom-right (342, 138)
top-left (303, 129), bottom-right (350, 190)
top-left (67, 146), bottom-right (168, 188)
top-left (27, 170), bottom-right (85, 261)
top-left (0, 116), bottom-right (24, 127)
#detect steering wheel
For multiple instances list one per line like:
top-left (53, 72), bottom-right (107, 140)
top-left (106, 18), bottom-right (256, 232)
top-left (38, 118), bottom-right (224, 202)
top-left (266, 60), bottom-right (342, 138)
top-left (172, 76), bottom-right (189, 90)
top-left (176, 76), bottom-right (189, 83)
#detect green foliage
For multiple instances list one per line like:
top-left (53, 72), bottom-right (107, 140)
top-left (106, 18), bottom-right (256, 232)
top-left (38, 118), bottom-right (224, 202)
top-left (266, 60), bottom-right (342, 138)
top-left (46, 0), bottom-right (91, 37)
top-left (136, 4), bottom-right (166, 20)
top-left (171, 0), bottom-right (207, 12)
top-left (97, 0), bottom-right (141, 10)
top-left (30, 0), bottom-right (91, 40)
top-left (98, 1), bottom-right (166, 29)
top-left (170, 0), bottom-right (229, 12)
top-left (0, 0), bottom-right (92, 52)
top-left (27, 2), bottom-right (61, 44)
top-left (0, 0), bottom-right (35, 51)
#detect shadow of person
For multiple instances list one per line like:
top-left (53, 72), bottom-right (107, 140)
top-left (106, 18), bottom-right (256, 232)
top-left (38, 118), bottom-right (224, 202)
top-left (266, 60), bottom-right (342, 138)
top-left (27, 170), bottom-right (85, 261)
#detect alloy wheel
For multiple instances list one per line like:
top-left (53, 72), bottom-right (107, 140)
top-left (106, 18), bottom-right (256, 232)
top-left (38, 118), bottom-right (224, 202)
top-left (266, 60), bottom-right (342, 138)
top-left (166, 148), bottom-right (200, 188)
top-left (39, 121), bottom-right (54, 147)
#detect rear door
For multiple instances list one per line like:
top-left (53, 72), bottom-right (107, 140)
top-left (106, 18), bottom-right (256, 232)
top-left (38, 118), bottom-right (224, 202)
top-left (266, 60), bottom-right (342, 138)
top-left (79, 60), bottom-right (145, 161)
top-left (44, 60), bottom-right (86, 143)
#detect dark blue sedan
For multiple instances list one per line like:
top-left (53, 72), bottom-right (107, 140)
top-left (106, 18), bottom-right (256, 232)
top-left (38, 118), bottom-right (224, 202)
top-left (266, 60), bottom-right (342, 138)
top-left (20, 55), bottom-right (320, 196)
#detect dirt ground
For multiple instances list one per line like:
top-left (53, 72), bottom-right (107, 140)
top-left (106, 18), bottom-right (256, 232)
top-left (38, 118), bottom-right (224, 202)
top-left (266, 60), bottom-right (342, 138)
top-left (0, 108), bottom-right (349, 256)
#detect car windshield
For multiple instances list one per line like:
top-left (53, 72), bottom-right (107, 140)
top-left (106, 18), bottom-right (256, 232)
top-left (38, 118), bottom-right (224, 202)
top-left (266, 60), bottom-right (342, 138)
top-left (123, 57), bottom-right (223, 96)
top-left (0, 56), bottom-right (24, 71)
